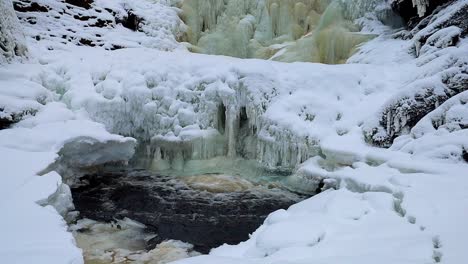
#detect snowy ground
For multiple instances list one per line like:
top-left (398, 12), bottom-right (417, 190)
top-left (0, 0), bottom-right (467, 263)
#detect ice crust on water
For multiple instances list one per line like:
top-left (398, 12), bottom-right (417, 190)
top-left (0, 0), bottom-right (467, 263)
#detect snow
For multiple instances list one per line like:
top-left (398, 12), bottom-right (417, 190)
top-left (0, 0), bottom-right (467, 263)
top-left (0, 65), bottom-right (136, 264)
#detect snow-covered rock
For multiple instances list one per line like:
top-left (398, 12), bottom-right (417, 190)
top-left (364, 0), bottom-right (468, 147)
top-left (0, 0), bottom-right (27, 63)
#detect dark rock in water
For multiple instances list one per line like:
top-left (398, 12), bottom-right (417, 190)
top-left (72, 170), bottom-right (304, 253)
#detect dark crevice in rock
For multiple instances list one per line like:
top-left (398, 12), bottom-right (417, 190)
top-left (315, 179), bottom-right (325, 194)
top-left (72, 169), bottom-right (306, 253)
top-left (463, 149), bottom-right (468, 163)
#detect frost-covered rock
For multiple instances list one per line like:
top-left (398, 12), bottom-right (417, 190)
top-left (12, 0), bottom-right (184, 51)
top-left (365, 0), bottom-right (468, 147)
top-left (0, 64), bottom-right (53, 129)
top-left (391, 90), bottom-right (468, 162)
top-left (0, 0), bottom-right (27, 63)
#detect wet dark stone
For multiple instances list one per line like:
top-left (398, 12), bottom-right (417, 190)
top-left (72, 170), bottom-right (305, 253)
top-left (65, 0), bottom-right (93, 9)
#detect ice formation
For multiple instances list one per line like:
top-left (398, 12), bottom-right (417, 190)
top-left (412, 0), bottom-right (430, 17)
top-left (180, 0), bottom-right (396, 63)
top-left (0, 0), bottom-right (468, 263)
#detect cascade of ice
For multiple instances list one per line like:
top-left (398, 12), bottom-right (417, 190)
top-left (271, 0), bottom-right (372, 63)
top-left (138, 82), bottom-right (318, 173)
top-left (179, 0), bottom-right (393, 63)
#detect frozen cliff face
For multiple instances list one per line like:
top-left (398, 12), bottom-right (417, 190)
top-left (364, 0), bottom-right (468, 147)
top-left (0, 0), bottom-right (27, 63)
top-left (180, 0), bottom-right (397, 63)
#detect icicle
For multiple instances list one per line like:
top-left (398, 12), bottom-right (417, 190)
top-left (412, 0), bottom-right (429, 17)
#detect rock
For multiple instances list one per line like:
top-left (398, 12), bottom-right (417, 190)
top-left (65, 0), bottom-right (93, 9)
top-left (0, 117), bottom-right (14, 130)
top-left (366, 70), bottom-right (468, 147)
top-left (391, 0), bottom-right (451, 26)
top-left (366, 1), bottom-right (468, 147)
top-left (13, 1), bottom-right (49, 12)
top-left (411, 2), bottom-right (468, 40)
top-left (117, 10), bottom-right (142, 31)
top-left (72, 169), bottom-right (305, 253)
top-left (78, 38), bottom-right (94, 46)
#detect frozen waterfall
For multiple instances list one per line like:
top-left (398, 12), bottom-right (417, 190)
top-left (179, 0), bottom-right (398, 63)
